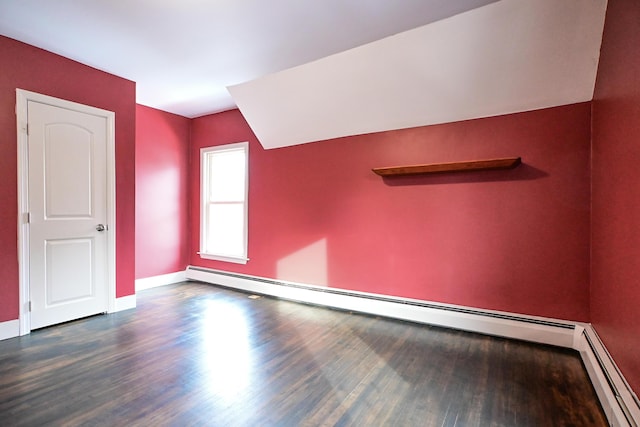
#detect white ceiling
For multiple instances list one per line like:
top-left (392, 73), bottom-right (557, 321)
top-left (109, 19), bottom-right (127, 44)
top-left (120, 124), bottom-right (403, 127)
top-left (0, 0), bottom-right (607, 149)
top-left (231, 0), bottom-right (608, 148)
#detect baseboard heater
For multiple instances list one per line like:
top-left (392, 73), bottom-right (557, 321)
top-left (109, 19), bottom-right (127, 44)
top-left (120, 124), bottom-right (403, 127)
top-left (185, 265), bottom-right (639, 427)
top-left (580, 327), bottom-right (640, 427)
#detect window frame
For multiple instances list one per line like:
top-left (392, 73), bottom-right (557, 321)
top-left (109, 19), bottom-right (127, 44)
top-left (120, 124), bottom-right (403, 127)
top-left (199, 142), bottom-right (249, 264)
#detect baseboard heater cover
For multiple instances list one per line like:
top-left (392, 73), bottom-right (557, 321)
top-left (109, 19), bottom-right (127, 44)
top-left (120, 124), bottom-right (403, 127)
top-left (580, 327), bottom-right (640, 427)
top-left (185, 265), bottom-right (639, 427)
top-left (185, 266), bottom-right (575, 346)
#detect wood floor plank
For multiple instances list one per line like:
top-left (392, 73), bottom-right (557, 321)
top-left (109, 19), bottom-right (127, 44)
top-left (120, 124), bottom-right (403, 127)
top-left (0, 282), bottom-right (607, 426)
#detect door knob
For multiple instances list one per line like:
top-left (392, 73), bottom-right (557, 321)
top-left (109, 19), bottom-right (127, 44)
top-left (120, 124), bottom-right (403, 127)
top-left (96, 224), bottom-right (106, 232)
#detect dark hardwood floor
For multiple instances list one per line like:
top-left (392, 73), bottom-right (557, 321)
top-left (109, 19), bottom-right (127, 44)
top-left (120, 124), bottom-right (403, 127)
top-left (0, 282), bottom-right (606, 426)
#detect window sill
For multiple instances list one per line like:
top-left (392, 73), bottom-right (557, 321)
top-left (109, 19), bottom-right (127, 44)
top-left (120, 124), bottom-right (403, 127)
top-left (198, 252), bottom-right (249, 264)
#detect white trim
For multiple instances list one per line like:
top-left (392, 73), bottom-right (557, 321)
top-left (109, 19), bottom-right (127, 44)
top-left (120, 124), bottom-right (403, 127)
top-left (0, 320), bottom-right (20, 341)
top-left (199, 142), bottom-right (249, 264)
top-left (16, 90), bottom-right (30, 336)
top-left (578, 326), bottom-right (640, 427)
top-left (198, 253), bottom-right (249, 264)
top-left (114, 295), bottom-right (136, 312)
top-left (15, 89), bottom-right (117, 333)
top-left (135, 270), bottom-right (187, 292)
top-left (185, 266), bottom-right (576, 347)
top-left (185, 265), bottom-right (639, 427)
top-left (0, 296), bottom-right (134, 341)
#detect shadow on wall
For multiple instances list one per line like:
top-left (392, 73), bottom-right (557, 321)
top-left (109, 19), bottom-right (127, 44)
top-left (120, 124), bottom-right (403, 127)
top-left (380, 163), bottom-right (547, 186)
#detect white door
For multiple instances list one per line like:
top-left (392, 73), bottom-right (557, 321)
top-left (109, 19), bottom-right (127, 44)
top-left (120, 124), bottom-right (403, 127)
top-left (27, 100), bottom-right (109, 329)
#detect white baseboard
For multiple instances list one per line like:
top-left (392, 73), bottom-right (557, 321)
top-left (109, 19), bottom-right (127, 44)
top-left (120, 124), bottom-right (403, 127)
top-left (185, 265), bottom-right (639, 427)
top-left (0, 296), bottom-right (136, 341)
top-left (185, 266), bottom-right (577, 347)
top-left (578, 326), bottom-right (640, 427)
top-left (113, 294), bottom-right (136, 312)
top-left (0, 319), bottom-right (20, 341)
top-left (135, 270), bottom-right (187, 292)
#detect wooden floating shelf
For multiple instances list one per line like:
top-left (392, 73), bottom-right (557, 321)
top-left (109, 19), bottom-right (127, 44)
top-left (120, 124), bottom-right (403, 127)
top-left (372, 157), bottom-right (522, 177)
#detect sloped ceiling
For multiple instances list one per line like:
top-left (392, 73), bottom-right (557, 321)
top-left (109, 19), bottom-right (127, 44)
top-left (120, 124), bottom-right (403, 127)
top-left (230, 0), bottom-right (608, 148)
top-left (0, 0), bottom-right (497, 115)
top-left (0, 0), bottom-right (607, 149)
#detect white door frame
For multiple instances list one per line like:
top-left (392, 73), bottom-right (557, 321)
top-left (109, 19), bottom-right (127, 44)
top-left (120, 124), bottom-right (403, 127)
top-left (16, 89), bottom-right (117, 335)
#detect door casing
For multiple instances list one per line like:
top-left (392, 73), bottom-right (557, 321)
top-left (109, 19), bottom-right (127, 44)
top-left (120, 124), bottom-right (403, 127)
top-left (16, 89), bottom-right (117, 335)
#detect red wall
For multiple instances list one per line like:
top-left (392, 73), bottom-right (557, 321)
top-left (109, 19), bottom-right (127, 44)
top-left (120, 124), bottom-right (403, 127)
top-left (2, 3), bottom-right (634, 397)
top-left (135, 105), bottom-right (190, 279)
top-left (190, 104), bottom-right (591, 321)
top-left (591, 0), bottom-right (640, 395)
top-left (0, 35), bottom-right (136, 322)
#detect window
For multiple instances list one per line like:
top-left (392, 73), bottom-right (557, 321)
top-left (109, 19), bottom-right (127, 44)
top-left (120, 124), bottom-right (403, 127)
top-left (200, 142), bottom-right (249, 264)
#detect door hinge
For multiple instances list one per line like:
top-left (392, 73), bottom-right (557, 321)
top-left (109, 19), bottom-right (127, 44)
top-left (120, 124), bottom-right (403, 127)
top-left (28, 301), bottom-right (32, 312)
top-left (23, 212), bottom-right (30, 224)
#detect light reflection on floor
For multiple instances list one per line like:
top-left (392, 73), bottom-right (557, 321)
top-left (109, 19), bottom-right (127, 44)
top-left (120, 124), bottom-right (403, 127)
top-left (199, 299), bottom-right (252, 404)
top-left (273, 299), bottom-right (409, 425)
